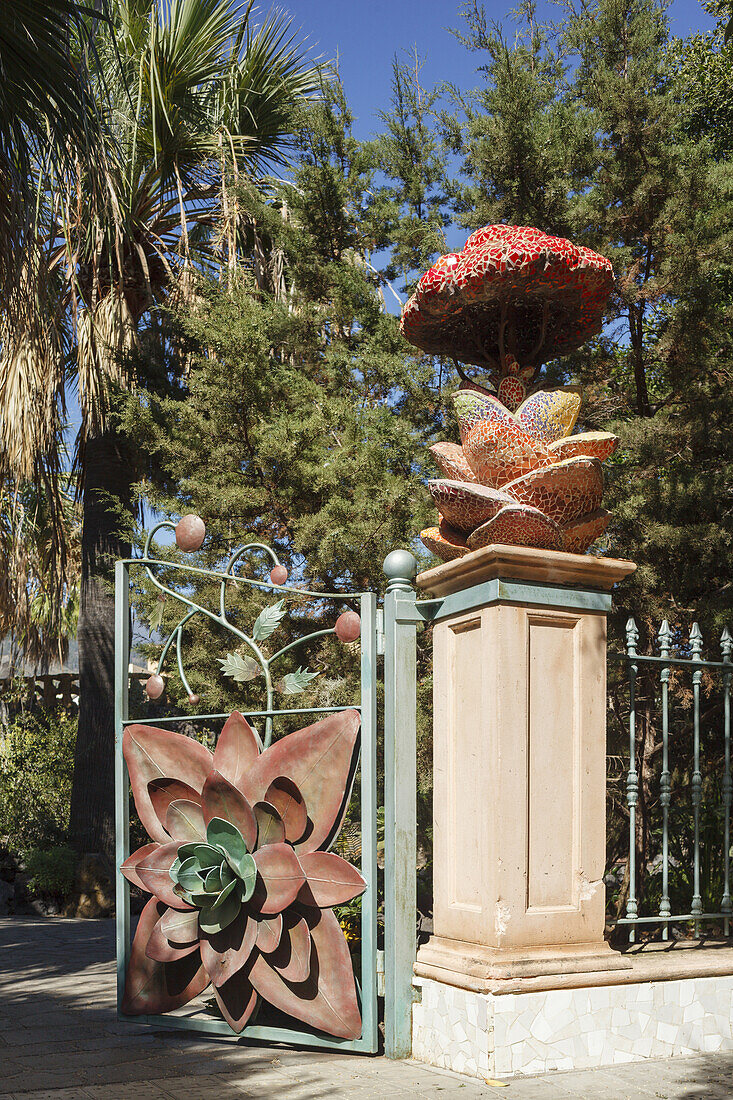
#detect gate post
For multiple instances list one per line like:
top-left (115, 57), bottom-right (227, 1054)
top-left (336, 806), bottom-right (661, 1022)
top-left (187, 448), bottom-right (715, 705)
top-left (383, 550), bottom-right (418, 1059)
top-left (114, 560), bottom-right (130, 1011)
top-left (411, 545), bottom-right (636, 1079)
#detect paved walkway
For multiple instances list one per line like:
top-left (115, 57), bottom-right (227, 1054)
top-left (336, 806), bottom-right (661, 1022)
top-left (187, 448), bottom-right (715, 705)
top-left (0, 918), bottom-right (731, 1099)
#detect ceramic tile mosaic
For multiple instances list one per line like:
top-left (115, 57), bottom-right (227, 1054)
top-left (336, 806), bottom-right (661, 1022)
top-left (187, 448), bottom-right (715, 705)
top-left (463, 416), bottom-right (553, 489)
top-left (420, 523), bottom-right (469, 562)
top-left (429, 442), bottom-right (478, 484)
top-left (516, 387), bottom-right (581, 444)
top-left (467, 504), bottom-right (562, 552)
top-left (405, 224), bottom-right (618, 563)
top-left (400, 225), bottom-right (614, 373)
top-left (562, 508), bottom-right (610, 554)
top-left (548, 431), bottom-right (619, 463)
top-left (453, 390), bottom-right (518, 445)
top-left (428, 479), bottom-right (514, 533)
top-left (412, 974), bottom-right (733, 1080)
top-left (502, 457), bottom-right (604, 526)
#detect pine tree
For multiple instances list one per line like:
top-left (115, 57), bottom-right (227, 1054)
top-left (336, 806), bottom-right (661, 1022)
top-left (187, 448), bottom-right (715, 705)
top-left (123, 79), bottom-right (439, 714)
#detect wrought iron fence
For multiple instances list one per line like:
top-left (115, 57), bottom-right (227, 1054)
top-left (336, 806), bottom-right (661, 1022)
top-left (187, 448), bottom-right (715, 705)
top-left (615, 618), bottom-right (732, 942)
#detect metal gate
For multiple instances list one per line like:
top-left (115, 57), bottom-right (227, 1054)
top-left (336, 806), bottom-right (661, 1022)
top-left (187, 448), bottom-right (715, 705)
top-left (114, 522), bottom-right (379, 1051)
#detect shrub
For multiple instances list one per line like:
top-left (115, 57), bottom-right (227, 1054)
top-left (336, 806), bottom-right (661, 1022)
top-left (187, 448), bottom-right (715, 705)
top-left (25, 845), bottom-right (77, 901)
top-left (0, 709), bottom-right (76, 853)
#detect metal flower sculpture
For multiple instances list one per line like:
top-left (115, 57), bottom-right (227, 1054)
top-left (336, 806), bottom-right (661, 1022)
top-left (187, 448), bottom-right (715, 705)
top-left (120, 708), bottom-right (366, 1037)
top-left (400, 225), bottom-right (617, 559)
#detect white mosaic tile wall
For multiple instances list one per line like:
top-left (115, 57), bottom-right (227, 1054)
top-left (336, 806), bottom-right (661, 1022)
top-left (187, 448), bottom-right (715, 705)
top-left (412, 974), bottom-right (733, 1079)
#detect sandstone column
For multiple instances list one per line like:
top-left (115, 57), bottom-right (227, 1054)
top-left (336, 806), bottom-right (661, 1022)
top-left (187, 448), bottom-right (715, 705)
top-left (414, 544), bottom-right (636, 991)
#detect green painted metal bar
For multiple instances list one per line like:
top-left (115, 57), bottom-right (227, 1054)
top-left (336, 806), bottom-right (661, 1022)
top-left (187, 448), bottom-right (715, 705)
top-left (625, 618), bottom-right (639, 944)
top-left (122, 705), bottom-right (360, 726)
top-left (359, 592), bottom-right (379, 1053)
top-left (658, 620), bottom-right (672, 941)
top-left (383, 550), bottom-right (418, 1060)
top-left (690, 623), bottom-right (704, 934)
top-left (404, 578), bottom-right (611, 624)
top-left (114, 561), bottom-right (131, 1010)
top-left (120, 1011), bottom-right (376, 1049)
top-left (616, 912), bottom-right (728, 924)
top-left (123, 553), bottom-right (367, 600)
top-left (721, 628), bottom-right (732, 937)
top-left (616, 652), bottom-right (733, 671)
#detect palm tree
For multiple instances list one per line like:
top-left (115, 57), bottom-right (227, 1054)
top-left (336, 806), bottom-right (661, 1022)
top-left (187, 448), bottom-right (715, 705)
top-left (0, 1), bottom-right (104, 298)
top-left (0, 0), bottom-right (319, 858)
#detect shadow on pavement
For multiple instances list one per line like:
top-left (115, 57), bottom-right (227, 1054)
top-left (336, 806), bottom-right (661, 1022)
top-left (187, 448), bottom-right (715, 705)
top-left (0, 916), bottom-right (347, 1098)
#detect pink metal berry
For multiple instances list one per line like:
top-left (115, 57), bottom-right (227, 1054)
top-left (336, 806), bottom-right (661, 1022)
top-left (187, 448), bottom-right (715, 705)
top-left (270, 565), bottom-right (288, 585)
top-left (335, 611), bottom-right (361, 643)
top-left (145, 674), bottom-right (165, 700)
top-left (187, 693), bottom-right (201, 705)
top-left (175, 514), bottom-right (206, 552)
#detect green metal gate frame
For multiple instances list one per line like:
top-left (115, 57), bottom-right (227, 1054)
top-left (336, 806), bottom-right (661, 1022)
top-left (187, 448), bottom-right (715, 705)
top-left (114, 528), bottom-right (379, 1053)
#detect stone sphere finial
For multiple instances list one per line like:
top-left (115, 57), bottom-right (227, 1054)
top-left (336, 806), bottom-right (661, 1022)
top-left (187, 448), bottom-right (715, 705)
top-left (383, 549), bottom-right (418, 593)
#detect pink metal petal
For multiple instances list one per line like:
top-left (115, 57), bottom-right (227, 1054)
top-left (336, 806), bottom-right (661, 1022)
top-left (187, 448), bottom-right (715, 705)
top-left (270, 913), bottom-right (311, 983)
top-left (247, 710), bottom-right (360, 854)
top-left (248, 908), bottom-right (361, 1039)
top-left (199, 910), bottom-right (258, 988)
top-left (298, 852), bottom-right (367, 908)
top-left (213, 971), bottom-right (258, 1033)
top-left (254, 801), bottom-right (286, 847)
top-left (123, 724), bottom-right (213, 844)
top-left (255, 914), bottom-right (283, 954)
top-left (252, 843), bottom-right (306, 916)
top-left (120, 843), bottom-right (159, 892)
top-left (160, 907), bottom-right (200, 946)
top-left (146, 911), bottom-right (200, 963)
top-left (263, 778), bottom-right (307, 844)
top-left (213, 711), bottom-right (261, 789)
top-left (148, 778), bottom-right (201, 840)
top-left (121, 898), bottom-right (208, 1016)
top-left (201, 771), bottom-right (257, 852)
top-left (135, 841), bottom-right (193, 910)
top-left (165, 798), bottom-right (206, 843)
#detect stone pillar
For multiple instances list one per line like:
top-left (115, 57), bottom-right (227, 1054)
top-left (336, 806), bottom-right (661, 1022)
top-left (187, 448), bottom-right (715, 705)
top-left (414, 545), bottom-right (636, 992)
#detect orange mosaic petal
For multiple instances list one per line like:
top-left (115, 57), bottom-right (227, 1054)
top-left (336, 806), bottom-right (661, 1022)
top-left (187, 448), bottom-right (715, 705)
top-left (429, 442), bottom-right (478, 484)
top-left (548, 432), bottom-right (619, 463)
top-left (466, 504), bottom-right (562, 552)
top-left (515, 387), bottom-right (582, 444)
top-left (429, 479), bottom-right (516, 533)
top-left (561, 509), bottom-right (610, 554)
top-left (462, 418), bottom-right (553, 489)
top-left (452, 389), bottom-right (516, 444)
top-left (421, 523), bottom-right (469, 563)
top-left (502, 457), bottom-right (603, 525)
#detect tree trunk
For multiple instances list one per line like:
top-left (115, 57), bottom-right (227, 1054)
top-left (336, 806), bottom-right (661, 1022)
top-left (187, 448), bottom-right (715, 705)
top-left (69, 431), bottom-right (133, 861)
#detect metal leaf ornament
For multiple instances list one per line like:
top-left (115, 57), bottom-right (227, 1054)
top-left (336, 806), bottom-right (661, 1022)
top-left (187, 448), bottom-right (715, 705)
top-left (121, 709), bottom-right (365, 1038)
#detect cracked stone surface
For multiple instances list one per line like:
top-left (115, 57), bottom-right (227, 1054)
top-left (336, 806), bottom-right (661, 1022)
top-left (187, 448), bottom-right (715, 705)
top-left (0, 917), bottom-right (731, 1098)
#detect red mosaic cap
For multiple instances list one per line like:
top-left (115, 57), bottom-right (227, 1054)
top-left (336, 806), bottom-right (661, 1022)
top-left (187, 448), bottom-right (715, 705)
top-left (400, 225), bottom-right (613, 372)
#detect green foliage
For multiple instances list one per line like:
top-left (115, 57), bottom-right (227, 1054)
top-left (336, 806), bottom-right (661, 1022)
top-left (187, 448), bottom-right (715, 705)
top-left (24, 845), bottom-right (77, 900)
top-left (0, 709), bottom-right (76, 852)
top-left (121, 76), bottom-right (439, 720)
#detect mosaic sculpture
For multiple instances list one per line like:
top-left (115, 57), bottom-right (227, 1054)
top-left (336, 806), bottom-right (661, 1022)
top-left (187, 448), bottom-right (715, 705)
top-left (401, 225), bottom-right (618, 560)
top-left (120, 517), bottom-right (367, 1039)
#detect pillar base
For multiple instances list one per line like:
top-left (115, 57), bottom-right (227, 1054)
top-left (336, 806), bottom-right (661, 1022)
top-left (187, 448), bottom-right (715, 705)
top-left (415, 936), bottom-right (632, 995)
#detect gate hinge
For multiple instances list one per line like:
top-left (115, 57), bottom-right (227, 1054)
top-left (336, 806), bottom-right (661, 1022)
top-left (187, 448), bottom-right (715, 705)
top-left (376, 608), bottom-right (385, 656)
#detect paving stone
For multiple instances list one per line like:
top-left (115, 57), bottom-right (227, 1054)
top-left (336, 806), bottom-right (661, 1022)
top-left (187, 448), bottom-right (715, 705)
top-left (3, 917), bottom-right (733, 1099)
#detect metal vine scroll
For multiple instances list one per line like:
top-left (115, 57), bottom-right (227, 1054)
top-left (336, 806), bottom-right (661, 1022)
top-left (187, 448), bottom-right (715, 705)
top-left (114, 516), bottom-right (378, 1052)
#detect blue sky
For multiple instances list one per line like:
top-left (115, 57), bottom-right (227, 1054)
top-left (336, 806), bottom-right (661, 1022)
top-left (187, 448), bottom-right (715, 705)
top-left (282, 0), bottom-right (716, 142)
